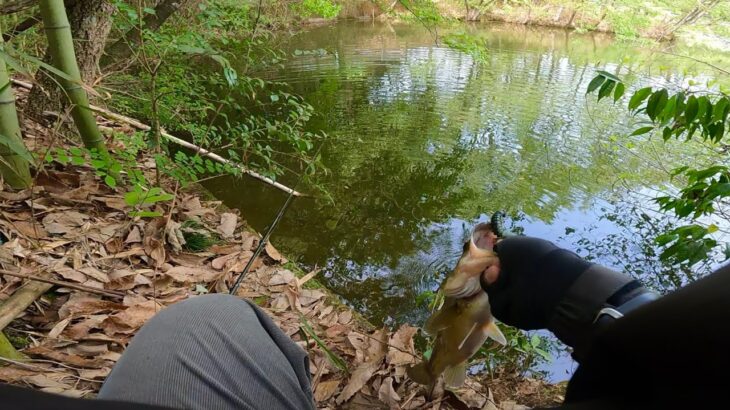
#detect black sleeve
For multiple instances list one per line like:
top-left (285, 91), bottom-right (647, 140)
top-left (1, 383), bottom-right (173, 410)
top-left (558, 264), bottom-right (730, 408)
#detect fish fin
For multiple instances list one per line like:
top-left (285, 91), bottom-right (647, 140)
top-left (407, 362), bottom-right (434, 386)
top-left (443, 362), bottom-right (467, 388)
top-left (484, 321), bottom-right (507, 346)
top-left (457, 322), bottom-right (479, 350)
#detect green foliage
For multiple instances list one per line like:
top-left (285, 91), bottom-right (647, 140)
top-left (45, 146), bottom-right (123, 188)
top-left (300, 315), bottom-right (349, 373)
top-left (124, 186), bottom-right (175, 217)
top-left (397, 0), bottom-right (443, 25)
top-left (180, 219), bottom-right (218, 251)
top-left (442, 32), bottom-right (489, 62)
top-left (294, 0), bottom-right (342, 19)
top-left (107, 0), bottom-right (323, 188)
top-left (588, 72), bottom-right (730, 268)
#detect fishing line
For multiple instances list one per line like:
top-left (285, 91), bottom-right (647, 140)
top-left (229, 141), bottom-right (326, 295)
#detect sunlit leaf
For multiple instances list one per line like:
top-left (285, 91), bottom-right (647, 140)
top-left (586, 75), bottom-right (605, 94)
top-left (628, 87), bottom-right (652, 111)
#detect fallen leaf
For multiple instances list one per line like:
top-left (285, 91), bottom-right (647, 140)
top-left (77, 367), bottom-right (111, 380)
top-left (314, 378), bottom-right (341, 402)
top-left (367, 329), bottom-right (389, 363)
top-left (336, 360), bottom-right (381, 404)
top-left (143, 237), bottom-right (166, 268)
top-left (347, 332), bottom-right (369, 364)
top-left (25, 346), bottom-right (109, 368)
top-left (125, 226), bottom-right (142, 244)
top-left (265, 241), bottom-right (287, 263)
top-left (165, 266), bottom-right (222, 283)
top-left (79, 266), bottom-right (109, 283)
top-left (22, 374), bottom-right (72, 390)
top-left (165, 220), bottom-right (186, 252)
top-left (211, 252), bottom-right (239, 270)
top-left (217, 213), bottom-right (238, 238)
top-left (10, 220), bottom-right (48, 239)
top-left (338, 310), bottom-right (353, 325)
top-left (499, 401), bottom-right (530, 410)
top-left (42, 211), bottom-right (89, 235)
top-left (269, 269), bottom-right (296, 286)
top-left (64, 315), bottom-right (107, 340)
top-left (378, 376), bottom-right (401, 409)
top-left (102, 300), bottom-right (160, 335)
top-left (0, 367), bottom-right (38, 382)
top-left (387, 325), bottom-right (418, 366)
top-left (299, 289), bottom-right (325, 306)
top-left (48, 318), bottom-right (72, 339)
top-left (170, 252), bottom-right (211, 267)
top-left (451, 386), bottom-right (486, 409)
top-left (209, 244), bottom-right (239, 255)
top-left (58, 296), bottom-right (124, 319)
top-left (483, 389), bottom-right (498, 410)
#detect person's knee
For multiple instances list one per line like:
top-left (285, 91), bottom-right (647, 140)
top-left (146, 294), bottom-right (258, 330)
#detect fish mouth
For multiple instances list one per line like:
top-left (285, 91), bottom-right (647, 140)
top-left (443, 276), bottom-right (482, 298)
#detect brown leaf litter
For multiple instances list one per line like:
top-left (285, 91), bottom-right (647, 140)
top-left (0, 86), bottom-right (563, 408)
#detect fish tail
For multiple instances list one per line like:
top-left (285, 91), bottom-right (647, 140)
top-left (407, 362), bottom-right (435, 386)
top-left (443, 362), bottom-right (467, 388)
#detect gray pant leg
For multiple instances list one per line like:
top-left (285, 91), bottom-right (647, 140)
top-left (98, 294), bottom-right (314, 410)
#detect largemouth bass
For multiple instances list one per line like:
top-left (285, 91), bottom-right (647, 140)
top-left (407, 291), bottom-right (505, 387)
top-left (408, 222), bottom-right (505, 387)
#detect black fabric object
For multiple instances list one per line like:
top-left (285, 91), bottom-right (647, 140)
top-left (556, 264), bottom-right (730, 409)
top-left (548, 264), bottom-right (641, 361)
top-left (0, 383), bottom-right (172, 410)
top-left (484, 236), bottom-right (594, 329)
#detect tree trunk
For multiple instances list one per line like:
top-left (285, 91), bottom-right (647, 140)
top-left (26, 0), bottom-right (113, 121)
top-left (0, 20), bottom-right (32, 189)
top-left (102, 0), bottom-right (189, 67)
top-left (29, 0), bottom-right (109, 157)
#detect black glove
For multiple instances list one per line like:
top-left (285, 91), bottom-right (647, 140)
top-left (481, 236), bottom-right (652, 360)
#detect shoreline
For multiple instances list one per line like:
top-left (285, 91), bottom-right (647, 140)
top-left (0, 83), bottom-right (563, 408)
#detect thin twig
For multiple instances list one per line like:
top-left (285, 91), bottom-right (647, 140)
top-left (0, 357), bottom-right (102, 383)
top-left (351, 330), bottom-right (420, 359)
top-left (0, 269), bottom-right (125, 299)
top-left (10, 78), bottom-right (304, 197)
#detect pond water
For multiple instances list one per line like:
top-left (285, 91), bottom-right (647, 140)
top-left (206, 21), bottom-right (725, 381)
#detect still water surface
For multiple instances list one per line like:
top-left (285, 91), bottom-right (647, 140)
top-left (207, 21), bottom-right (724, 381)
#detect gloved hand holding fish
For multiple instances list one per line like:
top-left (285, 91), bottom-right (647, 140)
top-left (407, 219), bottom-right (507, 388)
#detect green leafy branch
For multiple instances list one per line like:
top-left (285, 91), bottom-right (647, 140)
top-left (588, 71), bottom-right (730, 268)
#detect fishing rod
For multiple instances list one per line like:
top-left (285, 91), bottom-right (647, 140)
top-left (229, 141), bottom-right (325, 295)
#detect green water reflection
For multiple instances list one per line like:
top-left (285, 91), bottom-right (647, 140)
top-left (206, 21), bottom-right (722, 329)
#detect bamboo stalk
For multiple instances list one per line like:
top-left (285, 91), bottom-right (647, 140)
top-left (0, 269), bottom-right (125, 299)
top-left (11, 78), bottom-right (303, 196)
top-left (0, 331), bottom-right (24, 360)
top-left (0, 280), bottom-right (52, 331)
top-left (0, 20), bottom-right (32, 189)
top-left (38, 0), bottom-right (109, 158)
